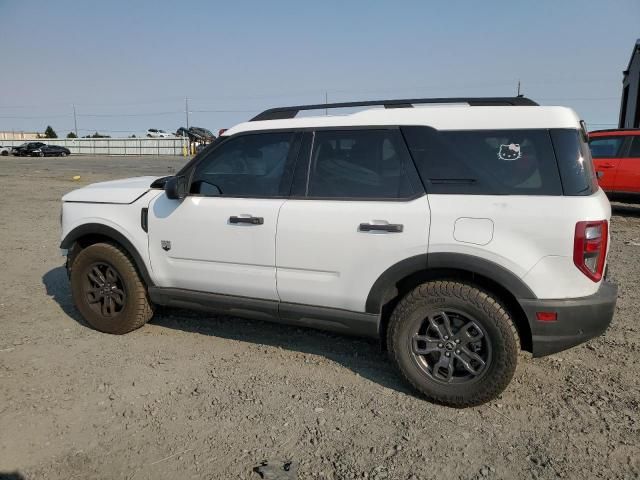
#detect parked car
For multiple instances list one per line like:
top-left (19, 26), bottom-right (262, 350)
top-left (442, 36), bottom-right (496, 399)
top-left (175, 127), bottom-right (190, 138)
top-left (590, 128), bottom-right (640, 196)
top-left (30, 145), bottom-right (71, 157)
top-left (0, 145), bottom-right (12, 156)
top-left (60, 96), bottom-right (616, 407)
top-left (189, 126), bottom-right (215, 141)
top-left (146, 129), bottom-right (172, 138)
top-left (175, 126), bottom-right (216, 143)
top-left (12, 142), bottom-right (46, 156)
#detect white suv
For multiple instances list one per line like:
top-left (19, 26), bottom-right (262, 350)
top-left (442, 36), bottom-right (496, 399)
top-left (60, 97), bottom-right (617, 407)
top-left (146, 128), bottom-right (172, 138)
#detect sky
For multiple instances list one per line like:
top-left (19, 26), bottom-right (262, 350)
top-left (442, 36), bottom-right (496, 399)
top-left (0, 0), bottom-right (638, 137)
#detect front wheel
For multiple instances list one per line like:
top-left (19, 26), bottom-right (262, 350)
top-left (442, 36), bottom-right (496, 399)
top-left (60, 152), bottom-right (67, 157)
top-left (70, 242), bottom-right (154, 334)
top-left (388, 280), bottom-right (519, 407)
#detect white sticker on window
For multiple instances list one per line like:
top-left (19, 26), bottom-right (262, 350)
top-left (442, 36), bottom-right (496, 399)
top-left (498, 143), bottom-right (521, 161)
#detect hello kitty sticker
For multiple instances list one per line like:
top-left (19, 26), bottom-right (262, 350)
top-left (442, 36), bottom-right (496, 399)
top-left (498, 143), bottom-right (521, 161)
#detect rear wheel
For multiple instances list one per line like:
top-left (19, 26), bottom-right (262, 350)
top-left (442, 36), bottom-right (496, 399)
top-left (1, 151), bottom-right (7, 156)
top-left (388, 280), bottom-right (519, 407)
top-left (70, 242), bottom-right (153, 334)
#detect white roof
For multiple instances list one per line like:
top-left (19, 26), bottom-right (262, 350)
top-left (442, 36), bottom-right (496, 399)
top-left (224, 105), bottom-right (581, 136)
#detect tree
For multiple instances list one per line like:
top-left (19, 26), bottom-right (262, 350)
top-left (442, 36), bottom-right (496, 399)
top-left (83, 132), bottom-right (110, 138)
top-left (44, 125), bottom-right (58, 138)
top-left (66, 131), bottom-right (77, 139)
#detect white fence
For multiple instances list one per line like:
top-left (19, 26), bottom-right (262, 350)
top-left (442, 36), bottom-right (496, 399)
top-left (1, 137), bottom-right (188, 156)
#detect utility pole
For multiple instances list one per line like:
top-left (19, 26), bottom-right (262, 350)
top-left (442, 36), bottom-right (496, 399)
top-left (73, 104), bottom-right (78, 137)
top-left (516, 80), bottom-right (521, 97)
top-left (325, 91), bottom-right (328, 116)
top-left (185, 97), bottom-right (190, 129)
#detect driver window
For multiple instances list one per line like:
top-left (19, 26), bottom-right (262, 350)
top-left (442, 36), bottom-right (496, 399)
top-left (190, 132), bottom-right (295, 197)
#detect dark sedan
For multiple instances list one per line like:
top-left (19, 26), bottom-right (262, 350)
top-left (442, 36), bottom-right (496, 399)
top-left (30, 144), bottom-right (71, 157)
top-left (12, 142), bottom-right (46, 156)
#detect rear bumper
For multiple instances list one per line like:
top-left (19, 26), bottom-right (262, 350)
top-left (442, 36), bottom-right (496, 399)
top-left (519, 281), bottom-right (617, 357)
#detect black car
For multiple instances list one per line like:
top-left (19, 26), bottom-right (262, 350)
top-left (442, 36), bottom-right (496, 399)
top-left (189, 126), bottom-right (215, 141)
top-left (175, 127), bottom-right (190, 138)
top-left (30, 144), bottom-right (71, 157)
top-left (12, 142), bottom-right (46, 156)
top-left (175, 126), bottom-right (216, 142)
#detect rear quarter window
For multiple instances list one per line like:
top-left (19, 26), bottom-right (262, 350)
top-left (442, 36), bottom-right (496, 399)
top-left (401, 126), bottom-right (563, 195)
top-left (551, 129), bottom-right (598, 196)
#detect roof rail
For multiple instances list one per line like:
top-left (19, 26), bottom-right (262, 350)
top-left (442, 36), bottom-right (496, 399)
top-left (589, 128), bottom-right (640, 134)
top-left (250, 96), bottom-right (539, 121)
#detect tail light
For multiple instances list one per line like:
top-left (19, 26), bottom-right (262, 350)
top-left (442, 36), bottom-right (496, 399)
top-left (573, 220), bottom-right (608, 282)
top-left (218, 128), bottom-right (228, 136)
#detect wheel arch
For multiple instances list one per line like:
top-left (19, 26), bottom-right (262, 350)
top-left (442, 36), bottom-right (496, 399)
top-left (61, 223), bottom-right (154, 287)
top-left (368, 253), bottom-right (535, 353)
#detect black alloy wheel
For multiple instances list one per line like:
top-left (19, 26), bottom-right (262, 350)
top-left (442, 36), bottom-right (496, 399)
top-left (409, 310), bottom-right (491, 384)
top-left (84, 262), bottom-right (127, 318)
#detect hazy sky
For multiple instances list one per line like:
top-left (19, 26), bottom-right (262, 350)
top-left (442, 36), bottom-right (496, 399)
top-left (1, 0), bottom-right (638, 137)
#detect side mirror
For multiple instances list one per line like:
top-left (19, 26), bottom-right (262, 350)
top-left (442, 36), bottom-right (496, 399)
top-left (165, 175), bottom-right (188, 200)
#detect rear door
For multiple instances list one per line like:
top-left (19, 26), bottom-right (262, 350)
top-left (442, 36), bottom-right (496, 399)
top-left (589, 135), bottom-right (627, 191)
top-left (612, 135), bottom-right (640, 193)
top-left (275, 128), bottom-right (430, 313)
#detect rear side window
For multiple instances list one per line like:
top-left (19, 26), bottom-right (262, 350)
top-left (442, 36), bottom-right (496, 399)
top-left (550, 129), bottom-right (598, 196)
top-left (307, 129), bottom-right (419, 199)
top-left (629, 136), bottom-right (640, 157)
top-left (402, 126), bottom-right (563, 195)
top-left (588, 136), bottom-right (626, 158)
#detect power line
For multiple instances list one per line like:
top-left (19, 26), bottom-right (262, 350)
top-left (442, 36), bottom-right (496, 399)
top-left (77, 111), bottom-right (182, 117)
top-left (0, 114), bottom-right (71, 119)
top-left (537, 97), bottom-right (619, 101)
top-left (190, 109), bottom-right (258, 113)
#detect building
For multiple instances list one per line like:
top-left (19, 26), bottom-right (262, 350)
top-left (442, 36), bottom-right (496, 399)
top-left (620, 39), bottom-right (640, 128)
top-left (0, 131), bottom-right (42, 141)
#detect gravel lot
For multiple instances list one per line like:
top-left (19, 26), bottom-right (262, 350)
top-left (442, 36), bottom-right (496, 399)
top-left (0, 155), bottom-right (638, 480)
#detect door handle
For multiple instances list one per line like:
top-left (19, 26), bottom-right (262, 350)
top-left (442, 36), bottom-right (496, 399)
top-left (599, 164), bottom-right (615, 169)
top-left (229, 216), bottom-right (264, 225)
top-left (359, 223), bottom-right (403, 233)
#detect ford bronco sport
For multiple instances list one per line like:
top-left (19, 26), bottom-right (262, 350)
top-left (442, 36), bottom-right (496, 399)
top-left (60, 97), bottom-right (617, 407)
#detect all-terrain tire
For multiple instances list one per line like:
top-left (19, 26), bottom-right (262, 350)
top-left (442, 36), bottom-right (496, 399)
top-left (387, 280), bottom-right (519, 408)
top-left (70, 242), bottom-right (153, 334)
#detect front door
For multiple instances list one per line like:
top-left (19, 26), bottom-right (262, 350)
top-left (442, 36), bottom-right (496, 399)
top-left (148, 131), bottom-right (300, 300)
top-left (613, 136), bottom-right (640, 194)
top-left (590, 135), bottom-right (626, 192)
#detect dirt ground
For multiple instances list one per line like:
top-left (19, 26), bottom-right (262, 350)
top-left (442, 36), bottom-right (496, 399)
top-left (0, 155), bottom-right (638, 480)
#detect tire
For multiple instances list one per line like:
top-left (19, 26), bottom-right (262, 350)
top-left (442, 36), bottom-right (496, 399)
top-left (38, 152), bottom-right (44, 157)
top-left (1, 151), bottom-right (7, 156)
top-left (60, 152), bottom-right (67, 157)
top-left (70, 242), bottom-right (154, 334)
top-left (387, 280), bottom-right (519, 408)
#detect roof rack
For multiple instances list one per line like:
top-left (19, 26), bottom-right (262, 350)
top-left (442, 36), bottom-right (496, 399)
top-left (250, 96), bottom-right (539, 121)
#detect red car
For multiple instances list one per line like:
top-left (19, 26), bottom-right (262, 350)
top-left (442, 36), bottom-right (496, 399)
top-left (590, 129), bottom-right (640, 195)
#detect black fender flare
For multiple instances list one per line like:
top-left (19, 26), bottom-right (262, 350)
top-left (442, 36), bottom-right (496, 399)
top-left (365, 252), bottom-right (537, 314)
top-left (60, 223), bottom-right (154, 287)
